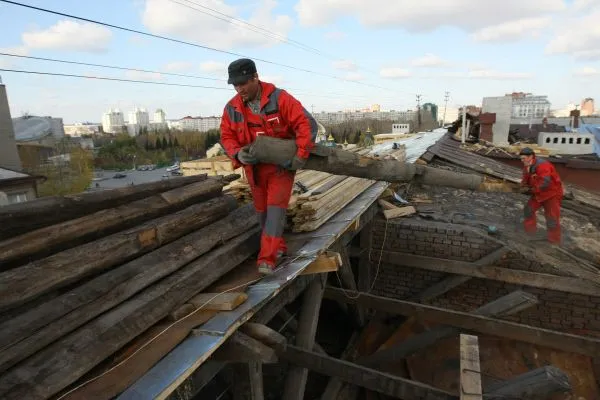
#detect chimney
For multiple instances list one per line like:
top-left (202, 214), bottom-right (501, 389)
top-left (478, 112), bottom-right (496, 143)
top-left (542, 117), bottom-right (548, 129)
top-left (570, 109), bottom-right (580, 129)
top-left (0, 81), bottom-right (23, 171)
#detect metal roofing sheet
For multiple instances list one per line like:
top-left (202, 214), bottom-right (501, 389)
top-left (368, 130), bottom-right (447, 164)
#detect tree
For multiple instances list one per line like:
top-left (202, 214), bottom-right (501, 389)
top-left (173, 137), bottom-right (180, 148)
top-left (162, 137), bottom-right (168, 149)
top-left (155, 137), bottom-right (162, 150)
top-left (168, 137), bottom-right (173, 148)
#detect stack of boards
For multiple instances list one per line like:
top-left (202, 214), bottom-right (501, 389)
top-left (0, 175), bottom-right (262, 400)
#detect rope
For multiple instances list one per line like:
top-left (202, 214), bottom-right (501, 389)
top-left (55, 275), bottom-right (264, 400)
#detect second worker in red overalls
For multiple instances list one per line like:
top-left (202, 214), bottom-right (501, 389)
top-left (220, 58), bottom-right (318, 274)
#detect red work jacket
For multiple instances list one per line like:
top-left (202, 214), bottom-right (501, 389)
top-left (220, 81), bottom-right (317, 175)
top-left (521, 158), bottom-right (563, 202)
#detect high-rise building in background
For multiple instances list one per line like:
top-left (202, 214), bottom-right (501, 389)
top-left (0, 79), bottom-right (22, 171)
top-left (507, 92), bottom-right (551, 119)
top-left (128, 107), bottom-right (150, 127)
top-left (102, 109), bottom-right (125, 134)
top-left (154, 109), bottom-right (166, 123)
top-left (421, 103), bottom-right (438, 122)
top-left (581, 98), bottom-right (595, 116)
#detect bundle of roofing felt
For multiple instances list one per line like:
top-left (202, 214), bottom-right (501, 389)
top-left (0, 175), bottom-right (261, 400)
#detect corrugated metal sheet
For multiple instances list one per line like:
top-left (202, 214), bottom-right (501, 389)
top-left (368, 129), bottom-right (447, 164)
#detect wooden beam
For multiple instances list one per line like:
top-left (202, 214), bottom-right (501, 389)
top-left (383, 206), bottom-right (416, 220)
top-left (377, 251), bottom-right (600, 296)
top-left (300, 251), bottom-right (341, 275)
top-left (321, 332), bottom-right (361, 400)
top-left (165, 361), bottom-right (225, 400)
top-left (325, 288), bottom-right (600, 355)
top-left (278, 345), bottom-right (457, 400)
top-left (335, 246), bottom-right (365, 326)
top-left (378, 199), bottom-right (397, 210)
top-left (357, 222), bottom-right (373, 315)
top-left (485, 366), bottom-right (571, 399)
top-left (240, 323), bottom-right (286, 349)
top-left (359, 290), bottom-right (538, 367)
top-left (210, 331), bottom-right (278, 364)
top-left (170, 292), bottom-right (248, 320)
top-left (230, 362), bottom-right (264, 400)
top-left (248, 362), bottom-right (264, 400)
top-left (282, 274), bottom-right (326, 400)
top-left (459, 334), bottom-right (482, 400)
top-left (276, 308), bottom-right (328, 355)
top-left (410, 247), bottom-right (510, 302)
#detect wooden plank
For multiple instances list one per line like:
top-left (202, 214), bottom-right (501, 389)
top-left (486, 365), bottom-right (571, 399)
top-left (188, 292), bottom-right (248, 311)
top-left (282, 274), bottom-right (327, 400)
top-left (377, 251), bottom-right (600, 296)
top-left (275, 308), bottom-right (328, 355)
top-left (0, 201), bottom-right (251, 375)
top-left (300, 251), bottom-right (341, 275)
top-left (377, 199), bottom-right (397, 210)
top-left (321, 331), bottom-right (361, 400)
top-left (325, 288), bottom-right (600, 355)
top-left (0, 174), bottom-right (209, 240)
top-left (459, 334), bottom-right (482, 400)
top-left (383, 206), bottom-right (416, 220)
top-left (164, 361), bottom-right (225, 400)
top-left (248, 362), bottom-right (265, 400)
top-left (57, 310), bottom-right (218, 400)
top-left (239, 323), bottom-right (287, 348)
top-left (210, 331), bottom-right (278, 364)
top-left (0, 178), bottom-right (224, 269)
top-left (360, 290), bottom-right (538, 367)
top-left (277, 345), bottom-right (457, 400)
top-left (0, 229), bottom-right (260, 400)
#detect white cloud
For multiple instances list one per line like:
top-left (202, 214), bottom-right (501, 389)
top-left (200, 61), bottom-right (227, 74)
top-left (163, 61), bottom-right (194, 72)
top-left (344, 72), bottom-right (364, 81)
top-left (472, 16), bottom-right (552, 42)
top-left (332, 59), bottom-right (357, 71)
top-left (573, 50), bottom-right (600, 61)
top-left (546, 9), bottom-right (600, 58)
top-left (142, 0), bottom-right (293, 49)
top-left (410, 53), bottom-right (448, 68)
top-left (380, 67), bottom-right (411, 79)
top-left (467, 69), bottom-right (533, 80)
top-left (294, 0), bottom-right (564, 33)
top-left (0, 46), bottom-right (29, 56)
top-left (125, 71), bottom-right (163, 81)
top-left (573, 66), bottom-right (600, 76)
top-left (572, 0), bottom-right (600, 11)
top-left (324, 30), bottom-right (346, 41)
top-left (22, 20), bottom-right (112, 52)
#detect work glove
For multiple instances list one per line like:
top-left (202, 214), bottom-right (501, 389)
top-left (283, 155), bottom-right (307, 171)
top-left (519, 186), bottom-right (532, 195)
top-left (236, 148), bottom-right (258, 165)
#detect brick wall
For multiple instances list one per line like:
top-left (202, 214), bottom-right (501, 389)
top-left (370, 217), bottom-right (600, 335)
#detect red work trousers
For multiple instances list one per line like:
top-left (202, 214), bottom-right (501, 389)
top-left (523, 195), bottom-right (562, 244)
top-left (249, 163), bottom-right (295, 268)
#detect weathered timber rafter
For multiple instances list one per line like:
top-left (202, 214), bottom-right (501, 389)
top-left (376, 250), bottom-right (600, 296)
top-left (325, 288), bottom-right (600, 356)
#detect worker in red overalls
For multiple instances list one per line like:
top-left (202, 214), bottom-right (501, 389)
top-left (220, 59), bottom-right (318, 274)
top-left (519, 147), bottom-right (563, 244)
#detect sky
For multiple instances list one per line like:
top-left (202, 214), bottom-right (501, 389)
top-left (0, 0), bottom-right (599, 123)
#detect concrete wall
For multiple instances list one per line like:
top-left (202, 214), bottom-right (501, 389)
top-left (538, 132), bottom-right (595, 154)
top-left (370, 218), bottom-right (600, 334)
top-left (0, 85), bottom-right (22, 171)
top-left (482, 96), bottom-right (512, 146)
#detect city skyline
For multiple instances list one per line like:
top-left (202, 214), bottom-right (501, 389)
top-left (1, 0), bottom-right (599, 123)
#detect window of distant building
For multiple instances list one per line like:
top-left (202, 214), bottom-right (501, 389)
top-left (577, 138), bottom-right (582, 144)
top-left (7, 192), bottom-right (28, 204)
top-left (561, 137), bottom-right (566, 144)
top-left (553, 137), bottom-right (558, 144)
top-left (585, 138), bottom-right (591, 144)
top-left (546, 137), bottom-right (551, 143)
top-left (569, 138), bottom-right (574, 144)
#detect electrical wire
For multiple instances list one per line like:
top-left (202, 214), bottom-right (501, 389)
top-left (0, 68), bottom-right (230, 90)
top-left (0, 52), bottom-right (225, 81)
top-left (169, 0), bottom-right (327, 57)
top-left (0, 0), bottom-right (394, 91)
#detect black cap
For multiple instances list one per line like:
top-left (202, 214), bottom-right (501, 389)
top-left (519, 147), bottom-right (535, 156)
top-left (227, 58), bottom-right (257, 85)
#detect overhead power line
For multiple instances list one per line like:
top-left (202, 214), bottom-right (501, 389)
top-left (0, 0), bottom-right (392, 91)
top-left (0, 52), bottom-right (225, 81)
top-left (0, 67), bottom-right (411, 102)
top-left (169, 0), bottom-right (329, 58)
top-left (0, 68), bottom-right (230, 89)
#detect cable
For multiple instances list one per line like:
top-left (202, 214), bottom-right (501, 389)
top-left (0, 0), bottom-right (393, 91)
top-left (0, 68), bottom-right (230, 90)
top-left (54, 275), bottom-right (265, 400)
top-left (0, 52), bottom-right (225, 81)
top-left (169, 0), bottom-right (328, 57)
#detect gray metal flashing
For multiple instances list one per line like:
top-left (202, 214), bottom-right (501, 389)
top-left (118, 181), bottom-right (389, 400)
